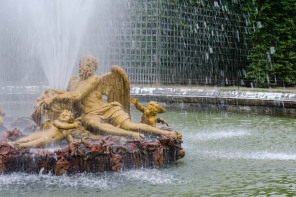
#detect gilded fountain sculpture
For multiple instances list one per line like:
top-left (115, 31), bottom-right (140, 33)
top-left (0, 55), bottom-right (184, 174)
top-left (31, 55), bottom-right (182, 145)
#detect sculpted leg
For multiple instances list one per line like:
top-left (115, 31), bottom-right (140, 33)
top-left (121, 120), bottom-right (182, 139)
top-left (88, 132), bottom-right (104, 140)
top-left (82, 115), bottom-right (144, 139)
top-left (17, 138), bottom-right (47, 149)
top-left (15, 132), bottom-right (44, 144)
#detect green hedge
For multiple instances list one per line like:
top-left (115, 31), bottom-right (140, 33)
top-left (241, 0), bottom-right (296, 87)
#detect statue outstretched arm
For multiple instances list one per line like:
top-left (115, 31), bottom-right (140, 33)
top-left (131, 97), bottom-right (145, 112)
top-left (156, 118), bottom-right (169, 126)
top-left (44, 75), bottom-right (100, 107)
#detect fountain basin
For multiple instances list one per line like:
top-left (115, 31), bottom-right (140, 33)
top-left (0, 129), bottom-right (184, 175)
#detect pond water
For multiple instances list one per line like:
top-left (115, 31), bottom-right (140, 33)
top-left (0, 99), bottom-right (296, 196)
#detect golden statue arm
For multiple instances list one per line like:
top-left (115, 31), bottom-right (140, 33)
top-left (131, 97), bottom-right (145, 112)
top-left (44, 75), bottom-right (101, 108)
top-left (53, 120), bottom-right (81, 129)
top-left (156, 118), bottom-right (169, 126)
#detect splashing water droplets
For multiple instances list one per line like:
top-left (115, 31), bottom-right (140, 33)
top-left (15, 0), bottom-right (95, 90)
top-left (257, 21), bottom-right (262, 28)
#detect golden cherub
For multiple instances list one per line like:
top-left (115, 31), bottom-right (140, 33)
top-left (15, 110), bottom-right (81, 149)
top-left (131, 97), bottom-right (168, 127)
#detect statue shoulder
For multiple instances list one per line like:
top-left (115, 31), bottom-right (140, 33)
top-left (87, 75), bottom-right (101, 86)
top-left (67, 76), bottom-right (79, 91)
top-left (89, 75), bottom-right (100, 81)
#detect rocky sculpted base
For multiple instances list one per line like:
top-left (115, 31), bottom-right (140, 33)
top-left (0, 128), bottom-right (184, 175)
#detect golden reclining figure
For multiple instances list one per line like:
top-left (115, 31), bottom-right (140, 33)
top-left (32, 56), bottom-right (182, 140)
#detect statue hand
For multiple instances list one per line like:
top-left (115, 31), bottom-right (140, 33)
top-left (157, 118), bottom-right (169, 126)
top-left (131, 97), bottom-right (138, 105)
top-left (74, 121), bottom-right (82, 127)
top-left (164, 120), bottom-right (169, 127)
top-left (74, 116), bottom-right (82, 123)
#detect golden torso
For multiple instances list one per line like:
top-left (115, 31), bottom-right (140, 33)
top-left (68, 75), bottom-right (122, 116)
top-left (141, 109), bottom-right (157, 127)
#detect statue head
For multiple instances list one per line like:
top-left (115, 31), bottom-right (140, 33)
top-left (146, 101), bottom-right (166, 116)
top-left (58, 110), bottom-right (74, 123)
top-left (78, 55), bottom-right (98, 80)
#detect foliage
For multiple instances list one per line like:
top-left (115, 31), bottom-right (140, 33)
top-left (240, 0), bottom-right (296, 87)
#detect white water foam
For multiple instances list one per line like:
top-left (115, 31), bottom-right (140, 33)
top-left (0, 172), bottom-right (116, 191)
top-left (203, 150), bottom-right (296, 161)
top-left (0, 169), bottom-right (180, 193)
top-left (120, 169), bottom-right (178, 185)
top-left (186, 130), bottom-right (250, 142)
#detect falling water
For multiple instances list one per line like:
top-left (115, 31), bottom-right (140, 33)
top-left (0, 0), bottom-right (128, 90)
top-left (0, 0), bottom-right (95, 90)
top-left (24, 0), bottom-right (95, 90)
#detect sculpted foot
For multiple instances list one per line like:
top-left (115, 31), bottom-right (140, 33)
top-left (16, 143), bottom-right (21, 149)
top-left (132, 133), bottom-right (145, 140)
top-left (168, 131), bottom-right (182, 140)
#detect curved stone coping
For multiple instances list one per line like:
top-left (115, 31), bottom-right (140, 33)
top-left (1, 86), bottom-right (295, 113)
top-left (131, 87), bottom-right (296, 115)
top-left (1, 85), bottom-right (295, 102)
top-left (131, 87), bottom-right (296, 102)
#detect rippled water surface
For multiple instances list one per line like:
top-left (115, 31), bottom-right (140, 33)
top-left (1, 105), bottom-right (296, 196)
